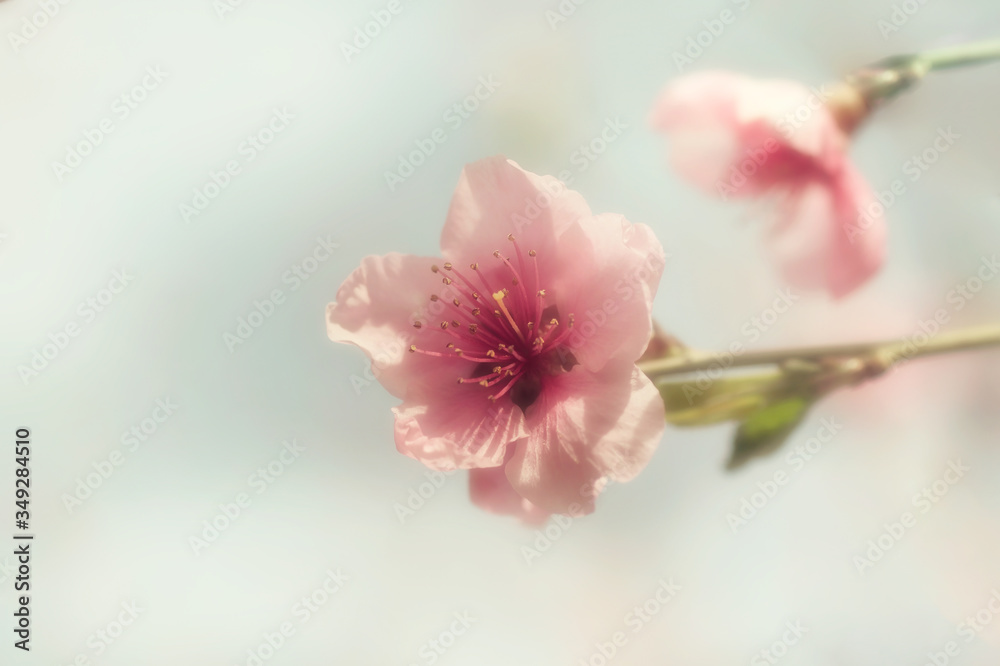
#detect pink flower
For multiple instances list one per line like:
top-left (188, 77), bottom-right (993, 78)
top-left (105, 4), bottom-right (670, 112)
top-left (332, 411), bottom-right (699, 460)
top-left (326, 156), bottom-right (666, 515)
top-left (650, 70), bottom-right (885, 298)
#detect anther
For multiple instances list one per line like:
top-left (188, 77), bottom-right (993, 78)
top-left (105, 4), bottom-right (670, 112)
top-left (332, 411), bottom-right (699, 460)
top-left (431, 265), bottom-right (440, 273)
top-left (413, 321), bottom-right (423, 329)
top-left (470, 262), bottom-right (479, 270)
top-left (453, 299), bottom-right (461, 306)
top-left (493, 250), bottom-right (501, 258)
top-left (528, 250), bottom-right (537, 257)
top-left (430, 295), bottom-right (440, 302)
top-left (486, 350), bottom-right (496, 358)
top-left (507, 234), bottom-right (515, 241)
top-left (442, 277), bottom-right (453, 285)
top-left (443, 262), bottom-right (453, 270)
top-left (408, 345), bottom-right (417, 353)
top-left (537, 289), bottom-right (546, 297)
top-left (440, 322), bottom-right (449, 329)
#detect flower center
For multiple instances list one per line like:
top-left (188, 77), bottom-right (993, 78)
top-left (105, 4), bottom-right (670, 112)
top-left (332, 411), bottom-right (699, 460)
top-left (408, 234), bottom-right (577, 408)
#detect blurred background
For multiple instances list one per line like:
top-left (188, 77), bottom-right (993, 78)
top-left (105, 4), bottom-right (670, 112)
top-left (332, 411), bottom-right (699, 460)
top-left (2, 0), bottom-right (999, 663)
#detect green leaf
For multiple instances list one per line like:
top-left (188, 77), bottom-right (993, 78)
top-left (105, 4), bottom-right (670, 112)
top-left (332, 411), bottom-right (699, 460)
top-left (658, 371), bottom-right (783, 427)
top-left (727, 396), bottom-right (813, 470)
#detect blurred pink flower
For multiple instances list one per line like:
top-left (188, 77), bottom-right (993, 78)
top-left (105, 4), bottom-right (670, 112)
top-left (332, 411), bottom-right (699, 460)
top-left (327, 156), bottom-right (667, 515)
top-left (650, 70), bottom-right (885, 298)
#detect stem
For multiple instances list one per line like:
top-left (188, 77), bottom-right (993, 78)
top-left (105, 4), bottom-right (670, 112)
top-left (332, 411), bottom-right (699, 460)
top-left (638, 323), bottom-right (1000, 380)
top-left (919, 39), bottom-right (1000, 72)
top-left (844, 38), bottom-right (1000, 113)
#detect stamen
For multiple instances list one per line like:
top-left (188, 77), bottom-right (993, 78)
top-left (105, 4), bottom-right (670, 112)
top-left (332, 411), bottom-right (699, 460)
top-left (493, 290), bottom-right (526, 341)
top-left (489, 369), bottom-right (524, 401)
top-left (413, 321), bottom-right (422, 329)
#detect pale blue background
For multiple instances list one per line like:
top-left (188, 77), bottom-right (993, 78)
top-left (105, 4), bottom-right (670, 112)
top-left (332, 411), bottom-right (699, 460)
top-left (2, 0), bottom-right (1000, 664)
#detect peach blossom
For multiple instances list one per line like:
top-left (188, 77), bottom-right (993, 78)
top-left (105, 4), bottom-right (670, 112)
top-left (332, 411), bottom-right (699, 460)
top-left (650, 70), bottom-right (885, 298)
top-left (327, 157), bottom-right (666, 515)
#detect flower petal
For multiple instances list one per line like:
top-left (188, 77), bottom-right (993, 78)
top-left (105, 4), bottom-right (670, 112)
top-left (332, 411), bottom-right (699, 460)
top-left (505, 360), bottom-right (666, 514)
top-left (765, 167), bottom-right (885, 298)
top-left (440, 156), bottom-right (593, 268)
top-left (469, 464), bottom-right (549, 526)
top-left (651, 71), bottom-right (847, 194)
top-left (550, 214), bottom-right (666, 372)
top-left (393, 382), bottom-right (527, 470)
top-left (326, 252), bottom-right (470, 399)
top-left (826, 165), bottom-right (886, 298)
